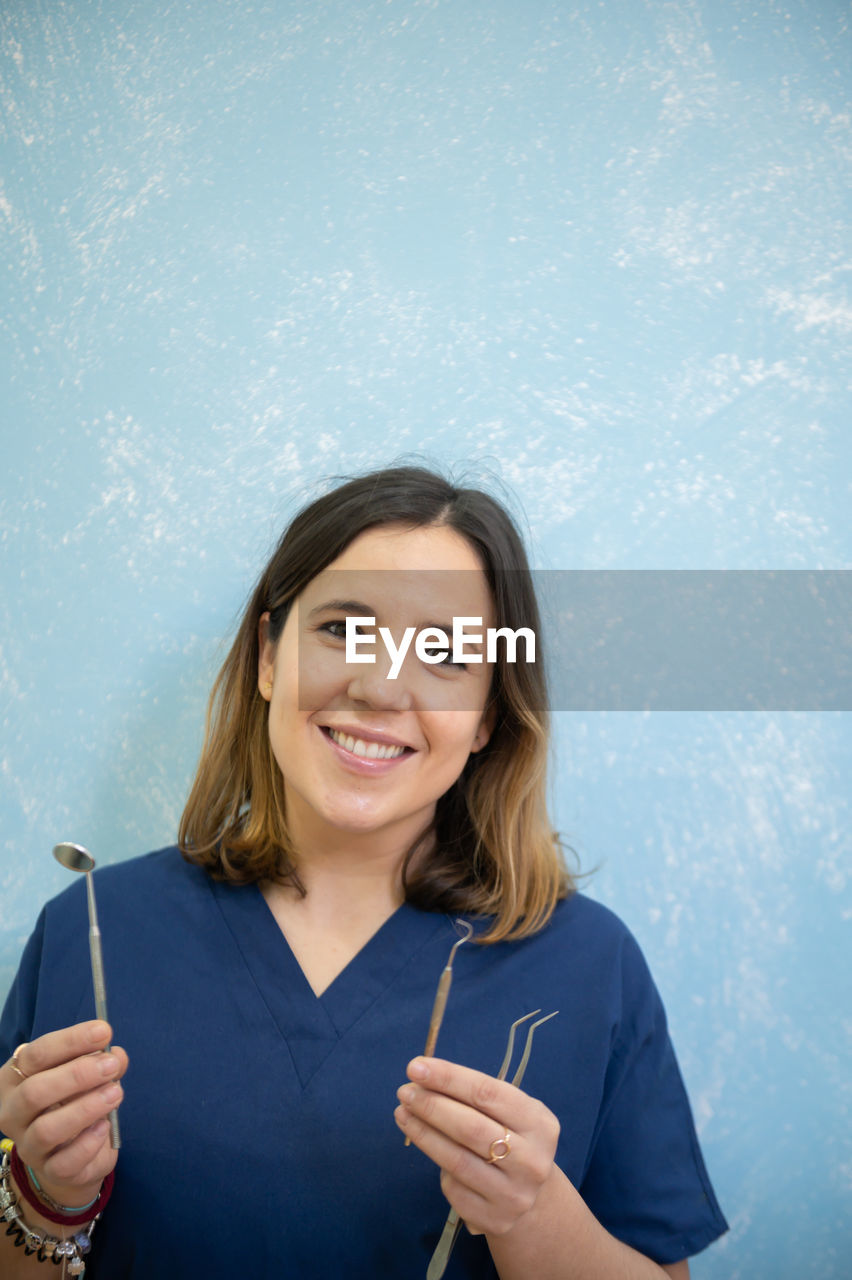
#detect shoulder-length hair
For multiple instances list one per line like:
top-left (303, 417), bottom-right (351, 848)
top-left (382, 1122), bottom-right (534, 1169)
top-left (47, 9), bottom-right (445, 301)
top-left (179, 465), bottom-right (572, 941)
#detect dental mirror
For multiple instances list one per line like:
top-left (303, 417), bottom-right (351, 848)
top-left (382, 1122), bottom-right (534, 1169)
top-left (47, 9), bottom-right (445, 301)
top-left (53, 841), bottom-right (95, 874)
top-left (53, 842), bottom-right (121, 1148)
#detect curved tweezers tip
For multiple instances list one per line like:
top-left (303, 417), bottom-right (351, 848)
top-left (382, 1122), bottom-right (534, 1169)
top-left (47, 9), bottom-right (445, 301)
top-left (497, 1009), bottom-right (541, 1081)
top-left (510, 1010), bottom-right (559, 1089)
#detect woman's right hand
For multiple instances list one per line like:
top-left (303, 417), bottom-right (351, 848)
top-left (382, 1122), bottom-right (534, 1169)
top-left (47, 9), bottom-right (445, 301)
top-left (0, 1020), bottom-right (128, 1210)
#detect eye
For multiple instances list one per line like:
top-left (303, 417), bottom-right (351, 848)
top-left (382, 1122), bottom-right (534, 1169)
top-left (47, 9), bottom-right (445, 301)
top-left (416, 631), bottom-right (470, 672)
top-left (421, 645), bottom-right (468, 672)
top-left (433, 651), bottom-right (467, 670)
top-left (317, 619), bottom-right (373, 641)
top-left (319, 620), bottom-right (348, 640)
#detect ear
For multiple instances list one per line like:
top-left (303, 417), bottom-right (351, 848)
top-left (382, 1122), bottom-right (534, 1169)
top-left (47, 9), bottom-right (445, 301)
top-left (257, 612), bottom-right (275, 701)
top-left (470, 700), bottom-right (497, 754)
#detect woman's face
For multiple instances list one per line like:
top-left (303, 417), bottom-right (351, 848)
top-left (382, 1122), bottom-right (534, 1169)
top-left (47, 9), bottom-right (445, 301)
top-left (258, 522), bottom-right (496, 861)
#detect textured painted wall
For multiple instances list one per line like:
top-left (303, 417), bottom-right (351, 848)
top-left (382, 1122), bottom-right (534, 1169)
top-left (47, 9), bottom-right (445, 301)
top-left (1, 3), bottom-right (850, 1276)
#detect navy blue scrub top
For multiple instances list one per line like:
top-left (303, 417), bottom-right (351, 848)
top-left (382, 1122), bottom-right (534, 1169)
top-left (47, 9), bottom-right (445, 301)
top-left (0, 848), bottom-right (727, 1277)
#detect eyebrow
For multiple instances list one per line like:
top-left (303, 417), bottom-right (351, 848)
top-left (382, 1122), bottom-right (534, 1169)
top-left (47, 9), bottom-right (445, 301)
top-left (306, 599), bottom-right (377, 620)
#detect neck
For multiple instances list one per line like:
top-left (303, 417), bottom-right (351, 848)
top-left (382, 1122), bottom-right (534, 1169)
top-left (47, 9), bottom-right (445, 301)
top-left (261, 846), bottom-right (411, 997)
top-left (287, 849), bottom-right (404, 904)
top-left (280, 792), bottom-right (433, 900)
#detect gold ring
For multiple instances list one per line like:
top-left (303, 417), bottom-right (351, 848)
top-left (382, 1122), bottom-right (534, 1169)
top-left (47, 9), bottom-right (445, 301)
top-left (486, 1130), bottom-right (511, 1164)
top-left (10, 1045), bottom-right (29, 1082)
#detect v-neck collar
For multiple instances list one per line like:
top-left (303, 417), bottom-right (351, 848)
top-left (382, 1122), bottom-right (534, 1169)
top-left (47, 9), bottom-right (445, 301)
top-left (208, 877), bottom-right (451, 1087)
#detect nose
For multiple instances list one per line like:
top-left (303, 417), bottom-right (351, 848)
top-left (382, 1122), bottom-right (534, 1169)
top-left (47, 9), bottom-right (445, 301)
top-left (346, 660), bottom-right (414, 712)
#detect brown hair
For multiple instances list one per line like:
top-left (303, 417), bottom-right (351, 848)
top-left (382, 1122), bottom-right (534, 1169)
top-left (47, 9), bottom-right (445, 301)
top-left (179, 465), bottom-right (573, 941)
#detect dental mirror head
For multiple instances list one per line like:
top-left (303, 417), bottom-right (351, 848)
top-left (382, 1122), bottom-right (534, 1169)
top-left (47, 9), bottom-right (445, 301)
top-left (53, 841), bottom-right (96, 874)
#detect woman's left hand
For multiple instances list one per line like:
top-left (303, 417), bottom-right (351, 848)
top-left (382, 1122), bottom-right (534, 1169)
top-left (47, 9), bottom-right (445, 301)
top-left (394, 1055), bottom-right (560, 1237)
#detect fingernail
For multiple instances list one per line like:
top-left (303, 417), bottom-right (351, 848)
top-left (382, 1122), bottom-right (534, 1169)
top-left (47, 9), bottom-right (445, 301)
top-left (98, 1055), bottom-right (118, 1077)
top-left (394, 1105), bottom-right (409, 1126)
top-left (88, 1022), bottom-right (109, 1044)
top-left (100, 1083), bottom-right (121, 1103)
top-left (398, 1084), bottom-right (417, 1105)
top-left (408, 1058), bottom-right (429, 1080)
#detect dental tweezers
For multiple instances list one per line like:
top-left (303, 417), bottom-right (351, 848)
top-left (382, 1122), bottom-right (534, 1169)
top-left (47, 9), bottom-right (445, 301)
top-left (425, 1009), bottom-right (559, 1280)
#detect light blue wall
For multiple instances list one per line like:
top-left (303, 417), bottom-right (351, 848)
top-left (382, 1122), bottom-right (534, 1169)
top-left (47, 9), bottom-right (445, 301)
top-left (2, 3), bottom-right (849, 1275)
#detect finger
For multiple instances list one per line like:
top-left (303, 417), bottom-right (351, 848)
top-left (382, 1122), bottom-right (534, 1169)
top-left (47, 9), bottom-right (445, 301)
top-left (42, 1117), bottom-right (116, 1188)
top-left (110, 1046), bottom-right (130, 1082)
top-left (439, 1170), bottom-right (509, 1237)
top-left (398, 1082), bottom-right (511, 1164)
top-left (8, 1048), bottom-right (125, 1132)
top-left (395, 1100), bottom-right (510, 1195)
top-left (406, 1057), bottom-right (542, 1133)
top-left (395, 1105), bottom-right (535, 1235)
top-left (23, 1079), bottom-right (124, 1166)
top-left (3, 1022), bottom-right (112, 1086)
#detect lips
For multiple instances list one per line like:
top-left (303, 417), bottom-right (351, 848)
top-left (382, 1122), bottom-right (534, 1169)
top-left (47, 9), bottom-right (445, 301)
top-left (324, 726), bottom-right (411, 761)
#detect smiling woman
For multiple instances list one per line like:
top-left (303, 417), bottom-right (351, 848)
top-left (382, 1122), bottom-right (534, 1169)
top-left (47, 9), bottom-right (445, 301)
top-left (179, 467), bottom-right (565, 942)
top-left (257, 525), bottom-right (496, 873)
top-left (0, 467), bottom-right (727, 1279)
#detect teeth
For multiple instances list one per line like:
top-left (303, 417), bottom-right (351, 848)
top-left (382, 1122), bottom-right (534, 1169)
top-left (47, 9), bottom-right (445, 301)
top-left (328, 728), bottom-right (406, 760)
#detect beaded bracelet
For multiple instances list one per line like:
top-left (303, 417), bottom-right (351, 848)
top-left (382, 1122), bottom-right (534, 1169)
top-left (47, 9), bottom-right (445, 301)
top-left (1, 1149), bottom-right (100, 1275)
top-left (9, 1145), bottom-right (113, 1228)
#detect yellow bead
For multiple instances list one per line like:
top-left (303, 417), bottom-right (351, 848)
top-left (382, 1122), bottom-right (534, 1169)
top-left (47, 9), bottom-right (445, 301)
top-left (0, 1139), bottom-right (13, 1153)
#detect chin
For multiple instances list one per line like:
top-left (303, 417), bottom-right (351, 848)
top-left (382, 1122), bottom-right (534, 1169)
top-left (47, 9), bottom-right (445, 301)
top-left (320, 805), bottom-right (393, 833)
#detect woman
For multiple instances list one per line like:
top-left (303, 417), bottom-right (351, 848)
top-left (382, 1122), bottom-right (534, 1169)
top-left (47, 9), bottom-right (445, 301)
top-left (0, 466), bottom-right (727, 1278)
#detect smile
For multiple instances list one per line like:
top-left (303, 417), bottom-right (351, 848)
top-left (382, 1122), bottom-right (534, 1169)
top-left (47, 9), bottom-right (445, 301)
top-left (326, 728), bottom-right (409, 760)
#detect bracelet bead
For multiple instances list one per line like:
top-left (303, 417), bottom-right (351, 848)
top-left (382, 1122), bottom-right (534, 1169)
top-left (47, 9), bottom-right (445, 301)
top-left (0, 1147), bottom-right (101, 1274)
